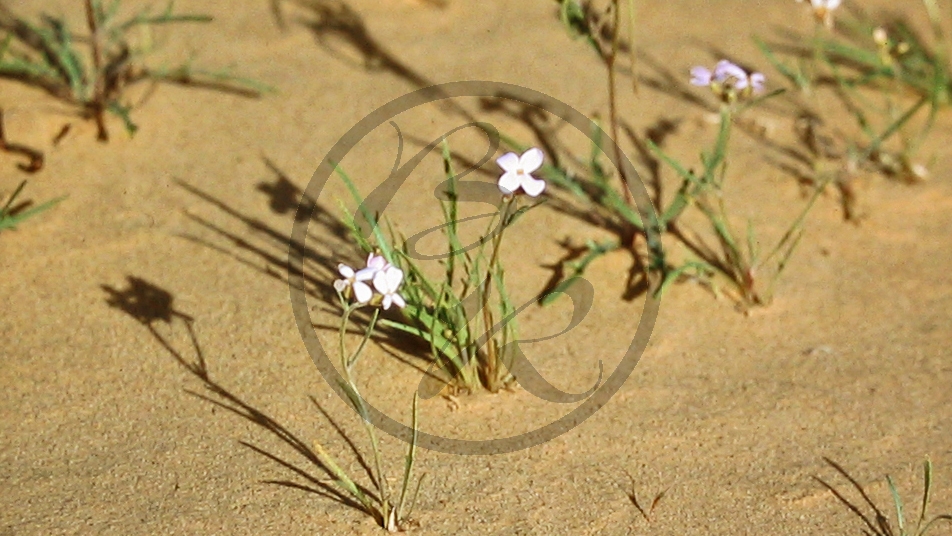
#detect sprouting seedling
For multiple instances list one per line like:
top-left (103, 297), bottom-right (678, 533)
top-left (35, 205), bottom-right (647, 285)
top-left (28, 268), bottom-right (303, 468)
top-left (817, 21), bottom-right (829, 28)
top-left (883, 460), bottom-right (952, 536)
top-left (822, 459), bottom-right (952, 536)
top-left (624, 471), bottom-right (669, 524)
top-left (0, 180), bottom-right (64, 233)
top-left (321, 255), bottom-right (423, 532)
top-left (0, 1), bottom-right (270, 141)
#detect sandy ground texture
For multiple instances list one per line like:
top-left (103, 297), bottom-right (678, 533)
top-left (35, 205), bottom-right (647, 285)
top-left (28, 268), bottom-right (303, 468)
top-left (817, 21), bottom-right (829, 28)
top-left (2, 0), bottom-right (952, 534)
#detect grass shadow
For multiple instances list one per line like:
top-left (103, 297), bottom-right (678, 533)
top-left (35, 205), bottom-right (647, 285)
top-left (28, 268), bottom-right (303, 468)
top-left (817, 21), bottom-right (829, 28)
top-left (272, 0), bottom-right (471, 119)
top-left (176, 159), bottom-right (442, 380)
top-left (100, 275), bottom-right (384, 516)
top-left (0, 107), bottom-right (43, 172)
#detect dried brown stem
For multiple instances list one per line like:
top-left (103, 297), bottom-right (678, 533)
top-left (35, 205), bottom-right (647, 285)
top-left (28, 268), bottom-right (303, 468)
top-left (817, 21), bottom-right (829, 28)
top-left (83, 0), bottom-right (108, 141)
top-left (606, 0), bottom-right (631, 206)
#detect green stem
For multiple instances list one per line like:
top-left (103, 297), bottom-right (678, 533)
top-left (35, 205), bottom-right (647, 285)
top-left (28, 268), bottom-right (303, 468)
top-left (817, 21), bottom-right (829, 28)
top-left (337, 301), bottom-right (390, 520)
top-left (479, 198), bottom-right (513, 389)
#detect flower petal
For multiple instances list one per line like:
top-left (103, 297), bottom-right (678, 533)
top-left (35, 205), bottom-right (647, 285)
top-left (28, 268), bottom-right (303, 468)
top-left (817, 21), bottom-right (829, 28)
top-left (714, 60), bottom-right (747, 84)
top-left (519, 147), bottom-right (544, 174)
top-left (355, 266), bottom-right (378, 281)
top-left (381, 294), bottom-right (393, 310)
top-left (690, 66), bottom-right (712, 86)
top-left (521, 175), bottom-right (546, 197)
top-left (353, 281), bottom-right (373, 303)
top-left (749, 72), bottom-right (765, 93)
top-left (498, 171), bottom-right (521, 195)
top-left (372, 270), bottom-right (389, 294)
top-left (496, 152), bottom-right (520, 172)
top-left (391, 293), bottom-right (406, 309)
top-left (338, 263), bottom-right (355, 278)
top-left (366, 253), bottom-right (386, 271)
top-left (386, 266), bottom-right (404, 290)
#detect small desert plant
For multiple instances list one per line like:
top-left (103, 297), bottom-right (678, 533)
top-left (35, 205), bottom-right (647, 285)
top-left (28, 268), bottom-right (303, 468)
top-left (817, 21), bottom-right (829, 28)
top-left (885, 460), bottom-right (952, 536)
top-left (757, 0), bottom-right (944, 188)
top-left (323, 270), bottom-right (424, 532)
top-left (646, 61), bottom-right (821, 308)
top-left (0, 1), bottom-right (268, 141)
top-left (496, 122), bottom-right (658, 305)
top-left (823, 459), bottom-right (952, 536)
top-left (511, 3), bottom-right (820, 309)
top-left (335, 139), bottom-right (545, 396)
top-left (495, 0), bottom-right (664, 304)
top-left (0, 180), bottom-right (63, 233)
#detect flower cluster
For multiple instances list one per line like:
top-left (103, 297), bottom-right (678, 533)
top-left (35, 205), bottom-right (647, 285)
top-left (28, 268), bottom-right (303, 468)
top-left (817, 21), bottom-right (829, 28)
top-left (496, 147), bottom-right (546, 197)
top-left (691, 60), bottom-right (765, 102)
top-left (334, 253), bottom-right (406, 310)
top-left (797, 0), bottom-right (842, 28)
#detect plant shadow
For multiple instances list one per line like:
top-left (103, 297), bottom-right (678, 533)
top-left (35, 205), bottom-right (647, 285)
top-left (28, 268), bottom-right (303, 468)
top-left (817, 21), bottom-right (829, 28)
top-left (473, 95), bottom-right (672, 303)
top-left (176, 158), bottom-right (439, 380)
top-left (814, 457), bottom-right (898, 536)
top-left (100, 275), bottom-right (385, 516)
top-left (0, 108), bottom-right (43, 172)
top-left (271, 0), bottom-right (470, 118)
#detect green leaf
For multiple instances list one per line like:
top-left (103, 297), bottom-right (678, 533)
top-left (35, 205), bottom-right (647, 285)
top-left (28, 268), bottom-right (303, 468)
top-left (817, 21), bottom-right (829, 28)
top-left (335, 164), bottom-right (394, 263)
top-left (0, 182), bottom-right (65, 232)
top-left (888, 474), bottom-right (906, 534)
top-left (107, 100), bottom-right (139, 136)
top-left (541, 240), bottom-right (618, 306)
top-left (654, 261), bottom-right (712, 299)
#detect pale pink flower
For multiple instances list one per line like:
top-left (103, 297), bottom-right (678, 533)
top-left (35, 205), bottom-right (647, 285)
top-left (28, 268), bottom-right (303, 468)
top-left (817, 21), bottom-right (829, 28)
top-left (334, 263), bottom-right (374, 303)
top-left (497, 148), bottom-right (546, 197)
top-left (798, 0), bottom-right (842, 27)
top-left (690, 60), bottom-right (766, 100)
top-left (372, 265), bottom-right (406, 310)
top-left (334, 253), bottom-right (389, 304)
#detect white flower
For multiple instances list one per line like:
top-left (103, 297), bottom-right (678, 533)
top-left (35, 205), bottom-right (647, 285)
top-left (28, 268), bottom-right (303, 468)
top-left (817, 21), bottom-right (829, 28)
top-left (334, 263), bottom-right (374, 303)
top-left (372, 265), bottom-right (406, 310)
top-left (355, 252), bottom-right (387, 280)
top-left (690, 60), bottom-right (766, 103)
top-left (798, 0), bottom-right (842, 27)
top-left (691, 60), bottom-right (765, 94)
top-left (805, 0), bottom-right (842, 7)
top-left (334, 253), bottom-right (389, 304)
top-left (496, 147), bottom-right (546, 197)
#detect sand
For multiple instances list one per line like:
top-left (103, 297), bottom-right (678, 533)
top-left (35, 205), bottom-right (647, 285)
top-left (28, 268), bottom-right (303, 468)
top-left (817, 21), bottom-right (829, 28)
top-left (2, 0), bottom-right (951, 534)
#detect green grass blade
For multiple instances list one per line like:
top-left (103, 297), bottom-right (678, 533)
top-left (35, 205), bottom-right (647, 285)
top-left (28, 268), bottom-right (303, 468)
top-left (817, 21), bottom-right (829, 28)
top-left (754, 36), bottom-right (810, 89)
top-left (861, 95), bottom-right (929, 162)
top-left (107, 100), bottom-right (138, 136)
top-left (654, 261), bottom-right (712, 299)
top-left (888, 474), bottom-right (906, 534)
top-left (917, 460), bottom-right (933, 533)
top-left (396, 392), bottom-right (420, 520)
top-left (541, 239), bottom-right (618, 306)
top-left (0, 187), bottom-right (65, 232)
top-left (116, 1), bottom-right (213, 32)
top-left (335, 164), bottom-right (394, 263)
top-left (311, 440), bottom-right (377, 514)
